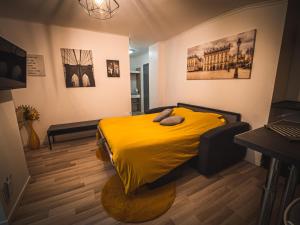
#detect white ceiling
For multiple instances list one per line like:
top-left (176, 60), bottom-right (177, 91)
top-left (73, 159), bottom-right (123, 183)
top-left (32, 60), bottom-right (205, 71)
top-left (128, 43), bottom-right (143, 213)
top-left (0, 0), bottom-right (267, 53)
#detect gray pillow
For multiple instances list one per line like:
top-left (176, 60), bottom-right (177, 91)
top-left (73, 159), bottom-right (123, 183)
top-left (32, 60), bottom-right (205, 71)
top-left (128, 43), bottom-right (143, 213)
top-left (160, 116), bottom-right (185, 126)
top-left (153, 108), bottom-right (173, 122)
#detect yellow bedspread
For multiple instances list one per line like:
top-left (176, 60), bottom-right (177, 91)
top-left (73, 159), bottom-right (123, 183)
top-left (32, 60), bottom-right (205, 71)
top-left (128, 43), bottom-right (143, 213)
top-left (99, 107), bottom-right (225, 194)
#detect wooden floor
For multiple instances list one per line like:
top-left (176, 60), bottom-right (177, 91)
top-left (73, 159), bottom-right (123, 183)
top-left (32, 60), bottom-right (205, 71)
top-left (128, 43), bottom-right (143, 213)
top-left (12, 137), bottom-right (268, 225)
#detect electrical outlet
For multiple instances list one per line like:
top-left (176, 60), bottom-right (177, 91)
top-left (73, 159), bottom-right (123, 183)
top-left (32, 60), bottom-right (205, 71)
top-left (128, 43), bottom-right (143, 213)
top-left (2, 175), bottom-right (12, 204)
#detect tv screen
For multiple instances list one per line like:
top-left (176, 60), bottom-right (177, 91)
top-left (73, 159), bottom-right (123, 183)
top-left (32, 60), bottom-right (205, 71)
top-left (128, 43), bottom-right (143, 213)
top-left (0, 36), bottom-right (26, 90)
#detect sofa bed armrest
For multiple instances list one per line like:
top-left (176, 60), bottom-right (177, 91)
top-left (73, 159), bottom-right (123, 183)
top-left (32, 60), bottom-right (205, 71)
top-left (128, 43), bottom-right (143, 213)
top-left (196, 122), bottom-right (250, 175)
top-left (145, 106), bottom-right (176, 114)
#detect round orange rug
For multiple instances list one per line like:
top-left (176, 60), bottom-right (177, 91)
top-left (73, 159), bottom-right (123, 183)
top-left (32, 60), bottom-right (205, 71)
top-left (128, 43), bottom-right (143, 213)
top-left (96, 146), bottom-right (110, 162)
top-left (101, 175), bottom-right (176, 223)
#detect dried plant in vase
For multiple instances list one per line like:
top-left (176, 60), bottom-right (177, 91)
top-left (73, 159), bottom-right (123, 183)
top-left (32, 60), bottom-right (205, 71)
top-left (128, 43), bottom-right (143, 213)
top-left (16, 105), bottom-right (40, 150)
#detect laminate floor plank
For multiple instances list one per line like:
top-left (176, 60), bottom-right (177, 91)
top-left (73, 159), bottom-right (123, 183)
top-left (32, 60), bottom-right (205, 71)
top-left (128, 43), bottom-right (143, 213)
top-left (12, 137), bottom-right (280, 225)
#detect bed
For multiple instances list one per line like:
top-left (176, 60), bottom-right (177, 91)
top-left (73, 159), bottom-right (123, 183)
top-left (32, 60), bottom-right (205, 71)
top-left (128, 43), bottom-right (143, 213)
top-left (97, 103), bottom-right (250, 194)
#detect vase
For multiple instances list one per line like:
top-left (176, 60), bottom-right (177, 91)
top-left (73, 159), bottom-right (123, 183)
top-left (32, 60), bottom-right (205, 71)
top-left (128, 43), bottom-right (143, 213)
top-left (26, 121), bottom-right (40, 150)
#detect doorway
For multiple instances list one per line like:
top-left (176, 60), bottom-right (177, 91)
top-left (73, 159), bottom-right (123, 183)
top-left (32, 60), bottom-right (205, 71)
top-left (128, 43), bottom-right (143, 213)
top-left (143, 63), bottom-right (149, 112)
top-left (129, 50), bottom-right (150, 114)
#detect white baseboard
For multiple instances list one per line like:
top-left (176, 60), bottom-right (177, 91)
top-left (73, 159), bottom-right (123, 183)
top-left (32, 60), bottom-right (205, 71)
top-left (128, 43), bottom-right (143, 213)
top-left (7, 175), bottom-right (31, 223)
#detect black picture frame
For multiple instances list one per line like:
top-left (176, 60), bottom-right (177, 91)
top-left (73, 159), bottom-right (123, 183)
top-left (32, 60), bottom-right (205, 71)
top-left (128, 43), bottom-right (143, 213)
top-left (106, 60), bottom-right (120, 77)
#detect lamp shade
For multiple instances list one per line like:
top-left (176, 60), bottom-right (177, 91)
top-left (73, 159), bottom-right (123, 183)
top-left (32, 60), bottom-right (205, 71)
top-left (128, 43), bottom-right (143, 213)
top-left (78, 0), bottom-right (120, 20)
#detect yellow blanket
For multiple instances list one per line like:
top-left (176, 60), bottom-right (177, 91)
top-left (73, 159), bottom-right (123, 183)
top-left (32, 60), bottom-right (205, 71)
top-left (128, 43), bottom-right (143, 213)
top-left (99, 107), bottom-right (225, 194)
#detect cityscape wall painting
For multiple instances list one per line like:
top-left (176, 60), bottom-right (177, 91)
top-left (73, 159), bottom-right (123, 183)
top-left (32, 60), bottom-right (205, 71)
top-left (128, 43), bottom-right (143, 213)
top-left (187, 29), bottom-right (256, 80)
top-left (61, 48), bottom-right (96, 88)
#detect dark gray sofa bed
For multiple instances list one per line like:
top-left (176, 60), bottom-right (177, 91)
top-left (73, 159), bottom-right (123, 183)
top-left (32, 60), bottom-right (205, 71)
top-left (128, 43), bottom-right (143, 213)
top-left (145, 102), bottom-right (250, 176)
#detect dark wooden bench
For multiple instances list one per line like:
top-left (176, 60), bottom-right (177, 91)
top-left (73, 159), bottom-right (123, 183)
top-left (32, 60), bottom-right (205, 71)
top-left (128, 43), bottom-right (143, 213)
top-left (47, 120), bottom-right (99, 150)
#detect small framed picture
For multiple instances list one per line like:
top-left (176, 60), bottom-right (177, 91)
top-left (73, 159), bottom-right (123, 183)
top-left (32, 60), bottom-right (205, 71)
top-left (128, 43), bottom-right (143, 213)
top-left (106, 60), bottom-right (120, 77)
top-left (27, 54), bottom-right (46, 76)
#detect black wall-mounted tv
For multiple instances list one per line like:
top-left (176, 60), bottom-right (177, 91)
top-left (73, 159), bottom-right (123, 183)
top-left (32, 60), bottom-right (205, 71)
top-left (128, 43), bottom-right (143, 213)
top-left (0, 36), bottom-right (27, 90)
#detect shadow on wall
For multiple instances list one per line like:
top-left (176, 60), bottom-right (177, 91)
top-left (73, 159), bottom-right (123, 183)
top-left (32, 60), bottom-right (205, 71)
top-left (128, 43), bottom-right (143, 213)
top-left (44, 0), bottom-right (76, 93)
top-left (15, 12), bottom-right (67, 146)
top-left (44, 25), bottom-right (59, 93)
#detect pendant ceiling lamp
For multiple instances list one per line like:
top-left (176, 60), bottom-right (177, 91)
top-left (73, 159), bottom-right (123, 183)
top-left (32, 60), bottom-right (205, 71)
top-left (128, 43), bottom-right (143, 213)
top-left (78, 0), bottom-right (120, 20)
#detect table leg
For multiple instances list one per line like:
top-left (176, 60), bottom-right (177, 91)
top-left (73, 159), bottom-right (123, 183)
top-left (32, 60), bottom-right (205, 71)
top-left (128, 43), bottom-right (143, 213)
top-left (276, 165), bottom-right (299, 225)
top-left (52, 136), bottom-right (55, 143)
top-left (258, 158), bottom-right (281, 225)
top-left (48, 135), bottom-right (52, 150)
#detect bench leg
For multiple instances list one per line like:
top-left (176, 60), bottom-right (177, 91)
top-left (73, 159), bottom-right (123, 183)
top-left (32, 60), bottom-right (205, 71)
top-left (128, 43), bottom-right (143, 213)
top-left (48, 134), bottom-right (52, 150)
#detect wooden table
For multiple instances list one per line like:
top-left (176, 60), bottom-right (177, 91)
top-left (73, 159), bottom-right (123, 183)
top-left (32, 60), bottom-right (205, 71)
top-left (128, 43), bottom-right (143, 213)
top-left (47, 120), bottom-right (99, 150)
top-left (235, 127), bottom-right (300, 225)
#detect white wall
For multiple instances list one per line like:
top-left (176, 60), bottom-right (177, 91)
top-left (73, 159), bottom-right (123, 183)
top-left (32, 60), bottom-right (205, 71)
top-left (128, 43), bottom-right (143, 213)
top-left (0, 91), bottom-right (29, 223)
top-left (130, 51), bottom-right (149, 71)
top-left (151, 1), bottom-right (287, 164)
top-left (149, 42), bottom-right (166, 109)
top-left (0, 18), bottom-right (131, 144)
top-left (130, 51), bottom-right (149, 112)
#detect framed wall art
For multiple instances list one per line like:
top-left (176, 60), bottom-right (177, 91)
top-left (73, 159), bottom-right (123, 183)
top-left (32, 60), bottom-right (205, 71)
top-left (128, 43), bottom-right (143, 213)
top-left (61, 48), bottom-right (96, 88)
top-left (187, 29), bottom-right (256, 80)
top-left (27, 54), bottom-right (46, 76)
top-left (106, 60), bottom-right (120, 77)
